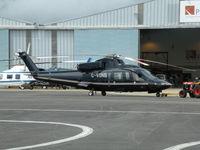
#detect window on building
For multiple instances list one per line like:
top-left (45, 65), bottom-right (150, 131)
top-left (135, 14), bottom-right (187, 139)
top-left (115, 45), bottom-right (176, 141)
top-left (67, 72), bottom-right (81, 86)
top-left (7, 74), bottom-right (13, 79)
top-left (15, 74), bottom-right (21, 79)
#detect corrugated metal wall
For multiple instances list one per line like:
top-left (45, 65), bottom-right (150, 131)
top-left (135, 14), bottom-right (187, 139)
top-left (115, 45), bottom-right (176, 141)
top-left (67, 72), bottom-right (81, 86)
top-left (0, 17), bottom-right (28, 26)
top-left (57, 30), bottom-right (74, 69)
top-left (31, 30), bottom-right (52, 69)
top-left (143, 0), bottom-right (179, 25)
top-left (0, 30), bottom-right (9, 71)
top-left (9, 30), bottom-right (74, 69)
top-left (10, 30), bottom-right (26, 66)
top-left (53, 0), bottom-right (200, 28)
top-left (143, 0), bottom-right (200, 26)
top-left (55, 5), bottom-right (138, 27)
top-left (3, 0), bottom-right (200, 29)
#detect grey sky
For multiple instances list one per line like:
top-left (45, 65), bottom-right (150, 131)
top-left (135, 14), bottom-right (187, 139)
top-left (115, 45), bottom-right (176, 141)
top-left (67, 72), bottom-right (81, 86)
top-left (0, 0), bottom-right (152, 24)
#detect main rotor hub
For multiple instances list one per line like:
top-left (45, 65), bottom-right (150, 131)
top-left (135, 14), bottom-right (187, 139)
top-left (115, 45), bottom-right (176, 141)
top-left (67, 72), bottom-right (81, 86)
top-left (106, 54), bottom-right (121, 59)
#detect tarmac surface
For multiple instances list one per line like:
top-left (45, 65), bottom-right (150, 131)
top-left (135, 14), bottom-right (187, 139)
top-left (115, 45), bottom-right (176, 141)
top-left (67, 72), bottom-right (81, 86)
top-left (0, 89), bottom-right (200, 150)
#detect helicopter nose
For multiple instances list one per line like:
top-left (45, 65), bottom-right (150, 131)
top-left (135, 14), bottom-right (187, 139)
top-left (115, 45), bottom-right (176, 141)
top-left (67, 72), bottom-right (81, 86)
top-left (148, 81), bottom-right (172, 93)
top-left (159, 81), bottom-right (172, 90)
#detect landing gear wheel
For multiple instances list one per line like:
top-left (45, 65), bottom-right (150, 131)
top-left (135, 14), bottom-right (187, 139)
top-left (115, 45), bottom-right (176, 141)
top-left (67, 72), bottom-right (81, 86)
top-left (161, 94), bottom-right (167, 97)
top-left (88, 91), bottom-right (94, 96)
top-left (156, 92), bottom-right (160, 97)
top-left (101, 91), bottom-right (106, 96)
top-left (194, 87), bottom-right (200, 98)
top-left (62, 86), bottom-right (67, 90)
top-left (179, 90), bottom-right (187, 98)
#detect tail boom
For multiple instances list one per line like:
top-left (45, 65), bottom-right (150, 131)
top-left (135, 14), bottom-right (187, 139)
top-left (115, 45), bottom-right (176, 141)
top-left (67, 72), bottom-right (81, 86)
top-left (18, 52), bottom-right (39, 75)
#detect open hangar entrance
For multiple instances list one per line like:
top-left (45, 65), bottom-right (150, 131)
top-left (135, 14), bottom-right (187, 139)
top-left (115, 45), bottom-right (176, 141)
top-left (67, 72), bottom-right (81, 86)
top-left (140, 28), bottom-right (200, 85)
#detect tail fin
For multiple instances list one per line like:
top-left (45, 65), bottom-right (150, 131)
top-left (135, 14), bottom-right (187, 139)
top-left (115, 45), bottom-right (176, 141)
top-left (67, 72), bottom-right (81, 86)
top-left (18, 52), bottom-right (39, 75)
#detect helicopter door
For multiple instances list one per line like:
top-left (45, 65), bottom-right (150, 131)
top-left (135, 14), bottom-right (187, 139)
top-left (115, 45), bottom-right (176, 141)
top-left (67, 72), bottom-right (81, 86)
top-left (113, 72), bottom-right (123, 83)
top-left (124, 71), bottom-right (131, 82)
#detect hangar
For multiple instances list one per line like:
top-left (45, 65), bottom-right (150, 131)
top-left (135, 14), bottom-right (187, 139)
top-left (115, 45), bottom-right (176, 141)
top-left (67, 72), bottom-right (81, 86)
top-left (0, 0), bottom-right (200, 83)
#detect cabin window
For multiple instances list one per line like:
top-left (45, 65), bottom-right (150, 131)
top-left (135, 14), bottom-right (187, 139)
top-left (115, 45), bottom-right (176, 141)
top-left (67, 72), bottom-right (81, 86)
top-left (113, 72), bottom-right (122, 81)
top-left (132, 72), bottom-right (140, 81)
top-left (0, 74), bottom-right (3, 80)
top-left (125, 72), bottom-right (131, 80)
top-left (28, 75), bottom-right (32, 79)
top-left (7, 74), bottom-right (13, 79)
top-left (15, 74), bottom-right (21, 79)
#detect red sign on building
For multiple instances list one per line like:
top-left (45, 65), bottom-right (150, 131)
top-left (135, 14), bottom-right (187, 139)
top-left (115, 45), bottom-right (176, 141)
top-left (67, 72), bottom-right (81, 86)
top-left (185, 6), bottom-right (195, 15)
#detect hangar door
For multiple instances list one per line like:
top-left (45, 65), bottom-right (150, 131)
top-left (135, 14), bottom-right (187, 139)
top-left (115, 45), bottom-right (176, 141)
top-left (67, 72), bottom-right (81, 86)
top-left (142, 52), bottom-right (168, 70)
top-left (0, 30), bottom-right (9, 71)
top-left (140, 29), bottom-right (200, 81)
top-left (74, 29), bottom-right (139, 64)
top-left (9, 30), bottom-right (74, 69)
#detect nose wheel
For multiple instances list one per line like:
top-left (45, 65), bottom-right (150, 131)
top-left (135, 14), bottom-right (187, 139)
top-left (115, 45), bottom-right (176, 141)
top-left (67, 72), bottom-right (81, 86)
top-left (156, 92), bottom-right (161, 97)
top-left (101, 91), bottom-right (106, 96)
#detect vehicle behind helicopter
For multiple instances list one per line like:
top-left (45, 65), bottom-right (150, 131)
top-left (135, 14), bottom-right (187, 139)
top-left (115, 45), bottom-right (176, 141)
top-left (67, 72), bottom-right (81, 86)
top-left (0, 65), bottom-right (35, 89)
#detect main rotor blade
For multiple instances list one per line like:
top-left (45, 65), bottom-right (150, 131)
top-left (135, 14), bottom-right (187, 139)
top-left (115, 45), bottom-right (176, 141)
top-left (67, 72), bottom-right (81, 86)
top-left (35, 56), bottom-right (70, 59)
top-left (138, 59), bottom-right (196, 71)
top-left (120, 56), bottom-right (149, 66)
top-left (63, 60), bottom-right (87, 63)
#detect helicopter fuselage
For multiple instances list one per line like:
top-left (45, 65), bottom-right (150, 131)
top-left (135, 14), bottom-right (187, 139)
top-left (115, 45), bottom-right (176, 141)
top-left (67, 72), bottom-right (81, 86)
top-left (34, 67), bottom-right (171, 93)
top-left (18, 51), bottom-right (171, 95)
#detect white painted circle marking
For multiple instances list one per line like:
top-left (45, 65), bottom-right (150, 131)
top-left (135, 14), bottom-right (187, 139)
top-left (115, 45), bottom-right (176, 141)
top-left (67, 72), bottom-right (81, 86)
top-left (0, 120), bottom-right (93, 150)
top-left (1, 109), bottom-right (200, 150)
top-left (163, 141), bottom-right (200, 150)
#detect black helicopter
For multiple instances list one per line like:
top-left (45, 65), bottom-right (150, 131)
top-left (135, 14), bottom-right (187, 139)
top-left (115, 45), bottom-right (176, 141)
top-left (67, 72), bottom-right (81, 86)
top-left (17, 52), bottom-right (172, 96)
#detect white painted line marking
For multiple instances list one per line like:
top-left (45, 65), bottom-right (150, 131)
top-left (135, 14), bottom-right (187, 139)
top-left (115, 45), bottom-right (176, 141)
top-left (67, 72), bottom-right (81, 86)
top-left (0, 108), bottom-right (200, 115)
top-left (163, 141), bottom-right (200, 150)
top-left (0, 120), bottom-right (93, 150)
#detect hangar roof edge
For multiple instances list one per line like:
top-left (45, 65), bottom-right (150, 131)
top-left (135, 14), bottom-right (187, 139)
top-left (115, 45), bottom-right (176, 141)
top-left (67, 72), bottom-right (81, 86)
top-left (1, 24), bottom-right (200, 30)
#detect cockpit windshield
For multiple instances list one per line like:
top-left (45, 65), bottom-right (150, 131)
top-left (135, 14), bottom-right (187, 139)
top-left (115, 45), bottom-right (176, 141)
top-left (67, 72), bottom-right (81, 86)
top-left (116, 59), bottom-right (125, 66)
top-left (138, 69), bottom-right (157, 81)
